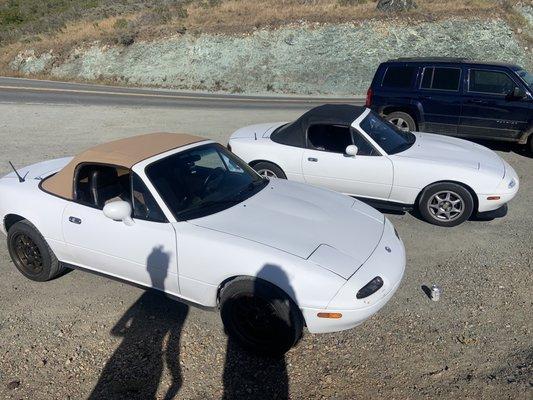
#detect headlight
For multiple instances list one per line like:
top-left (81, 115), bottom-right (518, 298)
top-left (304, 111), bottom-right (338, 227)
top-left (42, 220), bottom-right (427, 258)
top-left (508, 179), bottom-right (516, 189)
top-left (356, 276), bottom-right (384, 299)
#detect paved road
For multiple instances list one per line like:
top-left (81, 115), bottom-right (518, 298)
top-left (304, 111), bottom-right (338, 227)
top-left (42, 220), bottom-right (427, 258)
top-left (0, 76), bottom-right (364, 109)
top-left (0, 79), bottom-right (531, 400)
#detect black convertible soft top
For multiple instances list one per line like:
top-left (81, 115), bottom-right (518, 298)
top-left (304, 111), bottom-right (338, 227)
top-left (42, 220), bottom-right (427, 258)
top-left (271, 104), bottom-right (366, 147)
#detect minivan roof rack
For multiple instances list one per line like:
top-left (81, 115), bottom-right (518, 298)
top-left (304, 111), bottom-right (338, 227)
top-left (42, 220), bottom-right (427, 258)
top-left (389, 57), bottom-right (471, 62)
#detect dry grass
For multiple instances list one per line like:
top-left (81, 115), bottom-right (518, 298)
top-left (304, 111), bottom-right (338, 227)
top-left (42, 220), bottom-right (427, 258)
top-left (0, 0), bottom-right (528, 76)
top-left (183, 0), bottom-right (501, 33)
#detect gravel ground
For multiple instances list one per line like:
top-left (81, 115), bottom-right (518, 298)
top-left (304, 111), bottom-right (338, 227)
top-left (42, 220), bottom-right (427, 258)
top-left (0, 103), bottom-right (531, 400)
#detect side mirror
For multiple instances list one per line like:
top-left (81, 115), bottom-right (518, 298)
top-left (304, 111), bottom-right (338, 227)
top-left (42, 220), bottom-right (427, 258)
top-left (103, 200), bottom-right (134, 226)
top-left (508, 87), bottom-right (526, 101)
top-left (345, 145), bottom-right (358, 157)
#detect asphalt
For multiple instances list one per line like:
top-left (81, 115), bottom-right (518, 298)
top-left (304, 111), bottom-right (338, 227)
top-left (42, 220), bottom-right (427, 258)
top-left (0, 77), bottom-right (364, 109)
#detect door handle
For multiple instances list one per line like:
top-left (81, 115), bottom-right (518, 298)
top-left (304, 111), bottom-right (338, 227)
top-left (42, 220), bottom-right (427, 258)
top-left (307, 157), bottom-right (318, 162)
top-left (69, 216), bottom-right (82, 225)
top-left (468, 99), bottom-right (486, 104)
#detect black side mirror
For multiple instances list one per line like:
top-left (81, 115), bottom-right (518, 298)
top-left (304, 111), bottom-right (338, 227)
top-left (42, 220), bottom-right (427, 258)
top-left (507, 87), bottom-right (527, 101)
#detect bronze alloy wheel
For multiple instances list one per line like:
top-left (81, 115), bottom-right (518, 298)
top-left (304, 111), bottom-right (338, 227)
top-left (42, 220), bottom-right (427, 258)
top-left (12, 233), bottom-right (44, 277)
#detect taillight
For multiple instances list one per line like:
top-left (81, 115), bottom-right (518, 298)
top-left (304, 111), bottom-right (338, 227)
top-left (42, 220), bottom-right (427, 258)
top-left (365, 88), bottom-right (373, 107)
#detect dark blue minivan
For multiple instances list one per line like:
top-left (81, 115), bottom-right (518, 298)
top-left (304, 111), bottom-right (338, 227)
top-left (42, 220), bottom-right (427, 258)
top-left (366, 57), bottom-right (533, 152)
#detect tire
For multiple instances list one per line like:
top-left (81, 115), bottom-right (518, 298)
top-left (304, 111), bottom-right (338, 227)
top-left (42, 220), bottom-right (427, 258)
top-left (252, 161), bottom-right (287, 179)
top-left (418, 183), bottom-right (474, 227)
top-left (528, 135), bottom-right (533, 155)
top-left (7, 220), bottom-right (65, 281)
top-left (386, 111), bottom-right (417, 132)
top-left (220, 277), bottom-right (303, 357)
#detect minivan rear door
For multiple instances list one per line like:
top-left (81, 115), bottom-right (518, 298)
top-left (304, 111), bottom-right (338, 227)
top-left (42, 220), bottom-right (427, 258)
top-left (459, 67), bottom-right (530, 140)
top-left (416, 66), bottom-right (463, 135)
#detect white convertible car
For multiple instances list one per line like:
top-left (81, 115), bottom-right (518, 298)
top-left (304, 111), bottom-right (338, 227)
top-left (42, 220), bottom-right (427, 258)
top-left (229, 105), bottom-right (519, 227)
top-left (0, 133), bottom-right (405, 355)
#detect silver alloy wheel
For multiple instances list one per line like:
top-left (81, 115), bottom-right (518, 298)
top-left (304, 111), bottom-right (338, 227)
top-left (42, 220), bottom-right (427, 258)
top-left (427, 190), bottom-right (464, 221)
top-left (257, 169), bottom-right (278, 179)
top-left (389, 117), bottom-right (410, 131)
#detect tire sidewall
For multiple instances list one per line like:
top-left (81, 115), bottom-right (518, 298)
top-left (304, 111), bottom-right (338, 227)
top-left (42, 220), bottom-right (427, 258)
top-left (418, 183), bottom-right (474, 227)
top-left (220, 278), bottom-right (302, 357)
top-left (7, 221), bottom-right (54, 282)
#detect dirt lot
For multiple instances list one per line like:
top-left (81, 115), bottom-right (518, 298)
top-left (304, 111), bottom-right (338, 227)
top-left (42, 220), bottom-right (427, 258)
top-left (0, 102), bottom-right (531, 400)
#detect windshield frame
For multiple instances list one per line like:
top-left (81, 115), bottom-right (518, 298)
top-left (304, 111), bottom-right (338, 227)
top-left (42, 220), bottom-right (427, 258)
top-left (137, 142), bottom-right (267, 222)
top-left (353, 109), bottom-right (416, 156)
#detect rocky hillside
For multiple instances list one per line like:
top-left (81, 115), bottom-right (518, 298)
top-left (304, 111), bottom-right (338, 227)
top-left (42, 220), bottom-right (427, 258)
top-left (2, 0), bottom-right (532, 95)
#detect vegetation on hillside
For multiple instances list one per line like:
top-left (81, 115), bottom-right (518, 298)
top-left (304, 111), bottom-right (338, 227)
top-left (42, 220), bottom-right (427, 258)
top-left (0, 0), bottom-right (530, 82)
top-left (0, 0), bottom-right (524, 46)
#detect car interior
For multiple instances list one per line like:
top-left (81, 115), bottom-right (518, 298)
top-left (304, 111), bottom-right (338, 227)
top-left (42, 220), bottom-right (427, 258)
top-left (307, 124), bottom-right (377, 156)
top-left (74, 164), bottom-right (165, 222)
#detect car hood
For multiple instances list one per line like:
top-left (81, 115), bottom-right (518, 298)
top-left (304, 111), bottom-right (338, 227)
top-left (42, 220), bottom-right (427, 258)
top-left (190, 179), bottom-right (385, 279)
top-left (397, 132), bottom-right (505, 177)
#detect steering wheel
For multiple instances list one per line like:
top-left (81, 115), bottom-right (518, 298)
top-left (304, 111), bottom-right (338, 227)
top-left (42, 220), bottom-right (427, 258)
top-left (202, 167), bottom-right (225, 195)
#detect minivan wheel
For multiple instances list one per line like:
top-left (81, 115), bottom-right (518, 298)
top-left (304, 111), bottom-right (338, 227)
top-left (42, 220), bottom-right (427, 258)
top-left (418, 183), bottom-right (474, 227)
top-left (7, 220), bottom-right (65, 281)
top-left (386, 112), bottom-right (416, 132)
top-left (220, 277), bottom-right (303, 357)
top-left (252, 161), bottom-right (287, 179)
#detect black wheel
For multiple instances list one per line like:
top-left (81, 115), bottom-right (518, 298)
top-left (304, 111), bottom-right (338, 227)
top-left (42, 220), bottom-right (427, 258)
top-left (418, 183), bottom-right (474, 227)
top-left (528, 135), bottom-right (533, 155)
top-left (220, 277), bottom-right (303, 357)
top-left (386, 111), bottom-right (417, 132)
top-left (7, 220), bottom-right (65, 281)
top-left (252, 162), bottom-right (287, 179)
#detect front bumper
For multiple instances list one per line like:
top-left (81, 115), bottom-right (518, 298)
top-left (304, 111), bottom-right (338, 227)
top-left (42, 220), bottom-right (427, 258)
top-left (477, 160), bottom-right (519, 212)
top-left (302, 219), bottom-right (406, 334)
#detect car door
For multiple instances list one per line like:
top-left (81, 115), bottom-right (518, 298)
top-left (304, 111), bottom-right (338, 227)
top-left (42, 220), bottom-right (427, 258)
top-left (417, 66), bottom-right (462, 135)
top-left (301, 123), bottom-right (393, 200)
top-left (61, 165), bottom-right (179, 295)
top-left (459, 68), bottom-right (530, 140)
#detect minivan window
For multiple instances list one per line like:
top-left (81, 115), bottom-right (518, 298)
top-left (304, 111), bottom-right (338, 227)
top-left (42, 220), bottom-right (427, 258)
top-left (420, 67), bottom-right (461, 91)
top-left (469, 69), bottom-right (516, 95)
top-left (382, 66), bottom-right (415, 89)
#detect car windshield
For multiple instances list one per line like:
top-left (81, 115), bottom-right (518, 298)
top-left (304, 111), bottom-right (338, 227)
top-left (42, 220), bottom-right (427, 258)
top-left (146, 143), bottom-right (267, 220)
top-left (516, 69), bottom-right (533, 88)
top-left (359, 112), bottom-right (416, 155)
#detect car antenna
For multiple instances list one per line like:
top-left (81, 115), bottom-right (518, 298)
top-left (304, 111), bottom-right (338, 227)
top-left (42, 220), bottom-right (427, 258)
top-left (8, 161), bottom-right (26, 183)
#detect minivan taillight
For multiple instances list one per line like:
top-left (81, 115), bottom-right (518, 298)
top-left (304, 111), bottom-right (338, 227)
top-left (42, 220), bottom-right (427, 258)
top-left (365, 88), bottom-right (373, 107)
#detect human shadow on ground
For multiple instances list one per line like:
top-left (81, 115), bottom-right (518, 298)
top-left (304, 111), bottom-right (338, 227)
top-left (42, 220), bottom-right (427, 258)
top-left (222, 264), bottom-right (297, 400)
top-left (88, 246), bottom-right (189, 400)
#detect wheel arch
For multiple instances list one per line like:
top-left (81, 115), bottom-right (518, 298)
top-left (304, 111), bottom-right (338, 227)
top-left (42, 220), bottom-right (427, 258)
top-left (249, 159), bottom-right (284, 170)
top-left (416, 180), bottom-right (479, 212)
top-left (4, 213), bottom-right (27, 233)
top-left (217, 275), bottom-right (299, 308)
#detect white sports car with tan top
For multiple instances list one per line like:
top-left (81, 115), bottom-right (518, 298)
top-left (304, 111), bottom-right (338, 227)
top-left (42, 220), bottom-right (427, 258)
top-left (0, 133), bottom-right (405, 355)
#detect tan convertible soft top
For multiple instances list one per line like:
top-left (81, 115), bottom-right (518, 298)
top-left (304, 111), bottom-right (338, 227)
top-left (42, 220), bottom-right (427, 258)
top-left (41, 132), bottom-right (206, 200)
